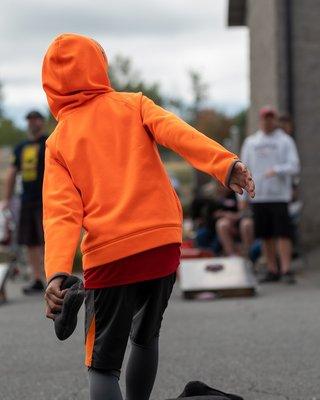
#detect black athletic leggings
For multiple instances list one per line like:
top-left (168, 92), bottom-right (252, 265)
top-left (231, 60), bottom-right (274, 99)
top-left (88, 336), bottom-right (159, 400)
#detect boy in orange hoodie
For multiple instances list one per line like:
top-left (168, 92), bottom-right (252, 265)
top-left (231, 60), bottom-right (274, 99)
top-left (42, 34), bottom-right (255, 400)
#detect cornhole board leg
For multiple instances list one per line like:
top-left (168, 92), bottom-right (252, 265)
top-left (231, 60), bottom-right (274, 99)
top-left (0, 263), bottom-right (11, 304)
top-left (179, 256), bottom-right (258, 299)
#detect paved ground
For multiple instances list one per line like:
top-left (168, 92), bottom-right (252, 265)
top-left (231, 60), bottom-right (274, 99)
top-left (1, 255), bottom-right (320, 400)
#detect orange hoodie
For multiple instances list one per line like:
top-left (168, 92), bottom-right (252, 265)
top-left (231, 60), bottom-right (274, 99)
top-left (42, 33), bottom-right (239, 283)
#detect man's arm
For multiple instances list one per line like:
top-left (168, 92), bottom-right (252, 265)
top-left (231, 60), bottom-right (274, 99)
top-left (43, 146), bottom-right (83, 284)
top-left (140, 95), bottom-right (239, 188)
top-left (266, 137), bottom-right (300, 177)
top-left (141, 95), bottom-right (254, 197)
top-left (274, 137), bottom-right (300, 176)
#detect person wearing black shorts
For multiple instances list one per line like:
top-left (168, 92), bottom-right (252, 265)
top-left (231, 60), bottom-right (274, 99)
top-left (251, 201), bottom-right (294, 282)
top-left (240, 107), bottom-right (300, 284)
top-left (252, 202), bottom-right (293, 241)
top-left (2, 110), bottom-right (47, 294)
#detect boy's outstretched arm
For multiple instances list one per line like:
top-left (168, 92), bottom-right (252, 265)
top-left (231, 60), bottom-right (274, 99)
top-left (141, 95), bottom-right (255, 197)
top-left (43, 145), bottom-right (83, 319)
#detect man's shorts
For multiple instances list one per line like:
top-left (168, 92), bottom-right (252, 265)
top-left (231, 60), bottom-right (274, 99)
top-left (84, 272), bottom-right (176, 374)
top-left (251, 202), bottom-right (293, 239)
top-left (17, 203), bottom-right (44, 246)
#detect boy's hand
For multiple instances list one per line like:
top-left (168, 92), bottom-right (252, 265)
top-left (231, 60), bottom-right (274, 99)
top-left (45, 277), bottom-right (67, 320)
top-left (229, 162), bottom-right (255, 198)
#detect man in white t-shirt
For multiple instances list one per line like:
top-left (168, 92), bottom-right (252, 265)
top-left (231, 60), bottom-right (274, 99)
top-left (239, 106), bottom-right (300, 284)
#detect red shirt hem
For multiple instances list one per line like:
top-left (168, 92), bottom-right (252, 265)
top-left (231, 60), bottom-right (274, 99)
top-left (84, 242), bottom-right (181, 289)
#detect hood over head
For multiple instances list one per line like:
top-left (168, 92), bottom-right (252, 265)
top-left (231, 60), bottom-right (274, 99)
top-left (42, 33), bottom-right (113, 120)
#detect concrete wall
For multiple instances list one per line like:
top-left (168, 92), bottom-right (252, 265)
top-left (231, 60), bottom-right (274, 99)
top-left (246, 0), bottom-right (320, 246)
top-left (291, 0), bottom-right (320, 246)
top-left (247, 0), bottom-right (288, 134)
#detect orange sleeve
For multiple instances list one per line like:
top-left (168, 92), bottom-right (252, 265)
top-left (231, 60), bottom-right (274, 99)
top-left (43, 144), bottom-right (83, 283)
top-left (140, 95), bottom-right (239, 186)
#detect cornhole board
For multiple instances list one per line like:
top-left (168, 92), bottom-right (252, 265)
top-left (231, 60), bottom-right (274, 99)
top-left (179, 256), bottom-right (257, 299)
top-left (181, 247), bottom-right (214, 259)
top-left (0, 263), bottom-right (11, 304)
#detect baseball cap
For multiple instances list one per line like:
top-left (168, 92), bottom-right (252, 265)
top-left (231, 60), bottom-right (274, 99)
top-left (25, 110), bottom-right (45, 120)
top-left (259, 106), bottom-right (277, 118)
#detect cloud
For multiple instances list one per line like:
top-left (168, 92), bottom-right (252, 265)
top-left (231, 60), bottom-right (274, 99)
top-left (1, 0), bottom-right (223, 41)
top-left (0, 0), bottom-right (248, 127)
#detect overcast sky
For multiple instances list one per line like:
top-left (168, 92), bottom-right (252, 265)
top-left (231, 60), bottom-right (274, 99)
top-left (0, 0), bottom-right (248, 128)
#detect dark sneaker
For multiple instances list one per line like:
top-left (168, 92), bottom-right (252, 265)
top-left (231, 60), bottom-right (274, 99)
top-left (166, 380), bottom-right (244, 399)
top-left (259, 271), bottom-right (281, 284)
top-left (282, 271), bottom-right (296, 284)
top-left (54, 275), bottom-right (85, 341)
top-left (22, 279), bottom-right (45, 295)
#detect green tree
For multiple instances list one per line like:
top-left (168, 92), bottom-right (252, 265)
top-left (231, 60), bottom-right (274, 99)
top-left (46, 111), bottom-right (57, 134)
top-left (0, 82), bottom-right (27, 147)
top-left (196, 109), bottom-right (233, 143)
top-left (109, 55), bottom-right (164, 106)
top-left (232, 109), bottom-right (247, 144)
top-left (0, 118), bottom-right (26, 147)
top-left (108, 55), bottom-right (185, 161)
top-left (188, 70), bottom-right (209, 125)
top-left (0, 82), bottom-right (3, 118)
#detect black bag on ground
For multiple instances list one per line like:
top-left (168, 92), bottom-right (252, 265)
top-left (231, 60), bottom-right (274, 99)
top-left (166, 381), bottom-right (244, 400)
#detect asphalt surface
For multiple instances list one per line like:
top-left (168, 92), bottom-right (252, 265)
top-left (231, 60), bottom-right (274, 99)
top-left (1, 258), bottom-right (320, 400)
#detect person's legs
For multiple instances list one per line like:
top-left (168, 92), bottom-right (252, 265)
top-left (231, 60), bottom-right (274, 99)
top-left (22, 245), bottom-right (44, 293)
top-left (239, 217), bottom-right (254, 257)
top-left (32, 204), bottom-right (45, 280)
top-left (26, 245), bottom-right (43, 281)
top-left (262, 239), bottom-right (278, 273)
top-left (252, 203), bottom-right (280, 282)
top-left (19, 204), bottom-right (45, 292)
top-left (88, 368), bottom-right (123, 400)
top-left (84, 287), bottom-right (134, 376)
top-left (216, 217), bottom-right (236, 256)
top-left (127, 272), bottom-right (176, 400)
top-left (273, 203), bottom-right (295, 280)
top-left (85, 273), bottom-right (176, 400)
top-left (125, 336), bottom-right (159, 400)
top-left (277, 237), bottom-right (293, 274)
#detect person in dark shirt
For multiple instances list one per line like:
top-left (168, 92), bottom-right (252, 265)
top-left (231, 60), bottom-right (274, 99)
top-left (191, 182), bottom-right (253, 256)
top-left (2, 110), bottom-right (47, 294)
top-left (214, 184), bottom-right (242, 256)
top-left (191, 182), bottom-right (239, 254)
top-left (190, 183), bottom-right (220, 253)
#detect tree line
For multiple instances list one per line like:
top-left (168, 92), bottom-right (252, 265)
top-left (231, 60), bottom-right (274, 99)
top-left (0, 56), bottom-right (247, 148)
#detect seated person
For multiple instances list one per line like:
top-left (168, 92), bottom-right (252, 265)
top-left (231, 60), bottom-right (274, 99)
top-left (215, 186), bottom-right (256, 257)
top-left (214, 184), bottom-right (240, 256)
top-left (191, 183), bottom-right (259, 259)
top-left (190, 182), bottom-right (220, 254)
